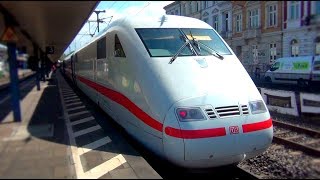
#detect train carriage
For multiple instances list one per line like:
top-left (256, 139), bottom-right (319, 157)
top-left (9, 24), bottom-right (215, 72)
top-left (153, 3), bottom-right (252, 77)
top-left (63, 15), bottom-right (273, 168)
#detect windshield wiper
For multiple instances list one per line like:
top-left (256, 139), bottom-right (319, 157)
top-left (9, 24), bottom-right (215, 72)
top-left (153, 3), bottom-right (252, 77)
top-left (189, 31), bottom-right (201, 52)
top-left (197, 40), bottom-right (224, 60)
top-left (169, 37), bottom-right (191, 64)
top-left (188, 31), bottom-right (224, 60)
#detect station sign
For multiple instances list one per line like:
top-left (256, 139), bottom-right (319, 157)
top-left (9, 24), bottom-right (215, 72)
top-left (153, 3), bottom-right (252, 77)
top-left (46, 46), bottom-right (54, 54)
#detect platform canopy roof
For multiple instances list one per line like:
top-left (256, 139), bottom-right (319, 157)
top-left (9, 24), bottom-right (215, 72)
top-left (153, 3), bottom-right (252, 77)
top-left (0, 1), bottom-right (99, 62)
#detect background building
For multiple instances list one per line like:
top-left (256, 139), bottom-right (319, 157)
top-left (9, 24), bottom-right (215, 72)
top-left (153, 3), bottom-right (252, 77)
top-left (229, 1), bottom-right (283, 76)
top-left (200, 1), bottom-right (233, 45)
top-left (282, 1), bottom-right (320, 58)
top-left (163, 1), bottom-right (181, 16)
top-left (164, 1), bottom-right (320, 78)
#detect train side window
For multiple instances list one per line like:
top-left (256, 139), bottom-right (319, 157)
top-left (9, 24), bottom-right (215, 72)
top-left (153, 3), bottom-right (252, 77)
top-left (97, 37), bottom-right (106, 59)
top-left (114, 34), bottom-right (126, 57)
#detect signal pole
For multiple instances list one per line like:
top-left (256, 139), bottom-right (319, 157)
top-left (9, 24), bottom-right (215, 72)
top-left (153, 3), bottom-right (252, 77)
top-left (94, 10), bottom-right (105, 33)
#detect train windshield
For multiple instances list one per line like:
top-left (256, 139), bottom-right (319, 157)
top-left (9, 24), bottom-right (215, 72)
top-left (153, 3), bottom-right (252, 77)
top-left (135, 28), bottom-right (195, 57)
top-left (181, 28), bottom-right (231, 56)
top-left (135, 28), bottom-right (231, 57)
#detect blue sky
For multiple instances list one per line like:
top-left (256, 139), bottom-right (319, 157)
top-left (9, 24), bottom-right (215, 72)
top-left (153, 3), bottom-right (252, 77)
top-left (65, 1), bottom-right (174, 55)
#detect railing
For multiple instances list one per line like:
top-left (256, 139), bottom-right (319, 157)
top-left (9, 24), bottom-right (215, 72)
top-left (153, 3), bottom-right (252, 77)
top-left (259, 88), bottom-right (320, 117)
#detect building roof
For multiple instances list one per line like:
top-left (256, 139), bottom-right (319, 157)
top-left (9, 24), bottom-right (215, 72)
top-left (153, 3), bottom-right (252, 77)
top-left (163, 1), bottom-right (180, 10)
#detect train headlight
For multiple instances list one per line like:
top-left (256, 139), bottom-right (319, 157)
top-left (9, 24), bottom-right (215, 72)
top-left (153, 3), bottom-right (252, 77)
top-left (249, 100), bottom-right (267, 114)
top-left (176, 108), bottom-right (206, 121)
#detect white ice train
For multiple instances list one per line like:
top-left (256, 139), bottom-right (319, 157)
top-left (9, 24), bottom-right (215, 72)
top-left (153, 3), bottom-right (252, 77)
top-left (62, 15), bottom-right (273, 168)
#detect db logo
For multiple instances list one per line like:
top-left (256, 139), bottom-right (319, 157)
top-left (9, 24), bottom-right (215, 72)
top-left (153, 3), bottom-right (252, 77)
top-left (229, 126), bottom-right (239, 134)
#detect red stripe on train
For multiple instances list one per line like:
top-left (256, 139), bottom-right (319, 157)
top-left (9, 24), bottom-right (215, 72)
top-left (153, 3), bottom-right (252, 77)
top-left (242, 118), bottom-right (273, 133)
top-left (77, 75), bottom-right (163, 132)
top-left (165, 126), bottom-right (226, 139)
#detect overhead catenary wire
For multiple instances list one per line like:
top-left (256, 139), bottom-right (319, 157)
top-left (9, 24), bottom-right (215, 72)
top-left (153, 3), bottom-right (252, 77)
top-left (87, 2), bottom-right (117, 37)
top-left (73, 1), bottom-right (134, 46)
top-left (99, 1), bottom-right (126, 31)
top-left (120, 1), bottom-right (150, 24)
top-left (68, 1), bottom-right (151, 53)
top-left (135, 2), bottom-right (150, 16)
top-left (116, 1), bottom-right (127, 11)
top-left (72, 2), bottom-right (117, 50)
top-left (104, 1), bottom-right (117, 13)
top-left (72, 21), bottom-right (96, 50)
top-left (77, 22), bottom-right (96, 43)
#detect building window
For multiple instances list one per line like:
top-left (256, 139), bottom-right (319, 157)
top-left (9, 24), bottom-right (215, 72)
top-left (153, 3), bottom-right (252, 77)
top-left (267, 4), bottom-right (277, 27)
top-left (115, 34), bottom-right (126, 57)
top-left (213, 15), bottom-right (219, 31)
top-left (290, 1), bottom-right (300, 20)
top-left (225, 13), bottom-right (229, 32)
top-left (291, 39), bottom-right (299, 57)
top-left (315, 37), bottom-right (320, 55)
top-left (252, 45), bottom-right (258, 58)
top-left (196, 2), bottom-right (199, 12)
top-left (248, 9), bottom-right (259, 29)
top-left (236, 14), bottom-right (242, 32)
top-left (182, 4), bottom-right (186, 16)
top-left (189, 2), bottom-right (192, 14)
top-left (317, 1), bottom-right (320, 14)
top-left (270, 43), bottom-right (277, 64)
top-left (191, 2), bottom-right (195, 13)
top-left (204, 1), bottom-right (208, 9)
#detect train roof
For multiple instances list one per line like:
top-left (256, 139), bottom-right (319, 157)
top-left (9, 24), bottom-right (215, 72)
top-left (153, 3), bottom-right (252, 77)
top-left (69, 15), bottom-right (213, 57)
top-left (110, 14), bottom-right (212, 29)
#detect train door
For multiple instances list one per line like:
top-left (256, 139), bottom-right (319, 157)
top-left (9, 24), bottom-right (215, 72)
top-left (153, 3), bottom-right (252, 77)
top-left (112, 33), bottom-right (142, 128)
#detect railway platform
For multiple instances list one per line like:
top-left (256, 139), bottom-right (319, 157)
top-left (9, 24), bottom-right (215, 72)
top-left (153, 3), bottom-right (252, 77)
top-left (0, 70), bottom-right (161, 179)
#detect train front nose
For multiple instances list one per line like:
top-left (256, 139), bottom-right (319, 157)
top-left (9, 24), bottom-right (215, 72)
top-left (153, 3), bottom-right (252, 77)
top-left (162, 95), bottom-right (273, 168)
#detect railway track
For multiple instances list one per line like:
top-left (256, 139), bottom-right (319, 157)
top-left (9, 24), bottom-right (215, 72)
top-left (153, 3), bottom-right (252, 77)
top-left (167, 165), bottom-right (262, 179)
top-left (237, 166), bottom-right (265, 179)
top-left (272, 120), bottom-right (320, 157)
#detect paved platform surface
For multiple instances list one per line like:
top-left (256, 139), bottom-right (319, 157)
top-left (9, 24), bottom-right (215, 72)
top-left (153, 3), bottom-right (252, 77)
top-left (0, 70), bottom-right (161, 179)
